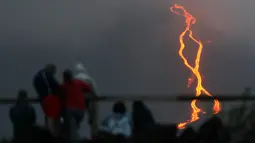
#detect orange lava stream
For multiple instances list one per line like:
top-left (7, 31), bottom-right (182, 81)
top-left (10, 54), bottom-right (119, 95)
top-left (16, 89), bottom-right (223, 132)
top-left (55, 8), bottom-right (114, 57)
top-left (170, 4), bottom-right (221, 129)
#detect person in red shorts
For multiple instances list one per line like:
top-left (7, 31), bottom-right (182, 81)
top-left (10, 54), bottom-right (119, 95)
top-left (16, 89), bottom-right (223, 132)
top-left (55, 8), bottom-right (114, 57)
top-left (42, 94), bottom-right (61, 137)
top-left (61, 69), bottom-right (94, 141)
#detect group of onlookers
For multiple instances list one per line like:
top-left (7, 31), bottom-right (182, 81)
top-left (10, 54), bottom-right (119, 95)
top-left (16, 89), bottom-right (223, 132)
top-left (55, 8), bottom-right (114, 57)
top-left (7, 63), bottom-right (255, 143)
top-left (9, 90), bottom-right (234, 143)
top-left (34, 63), bottom-right (97, 139)
top-left (8, 63), bottom-right (157, 143)
top-left (7, 63), bottom-right (234, 143)
top-left (8, 91), bottom-right (156, 143)
top-left (7, 66), bottom-right (242, 143)
top-left (9, 63), bottom-right (97, 142)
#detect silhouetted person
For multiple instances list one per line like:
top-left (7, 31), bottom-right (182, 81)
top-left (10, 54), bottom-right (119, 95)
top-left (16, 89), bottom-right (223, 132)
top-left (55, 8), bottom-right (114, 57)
top-left (151, 124), bottom-right (177, 143)
top-left (217, 128), bottom-right (231, 143)
top-left (132, 101), bottom-right (156, 135)
top-left (61, 69), bottom-right (94, 141)
top-left (198, 116), bottom-right (223, 143)
top-left (9, 90), bottom-right (36, 138)
top-left (11, 125), bottom-right (55, 143)
top-left (178, 127), bottom-right (197, 143)
top-left (33, 64), bottom-right (60, 125)
top-left (101, 101), bottom-right (132, 138)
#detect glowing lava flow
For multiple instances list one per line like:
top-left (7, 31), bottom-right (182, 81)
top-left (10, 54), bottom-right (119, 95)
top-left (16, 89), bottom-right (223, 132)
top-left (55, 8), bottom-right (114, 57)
top-left (170, 4), bottom-right (221, 129)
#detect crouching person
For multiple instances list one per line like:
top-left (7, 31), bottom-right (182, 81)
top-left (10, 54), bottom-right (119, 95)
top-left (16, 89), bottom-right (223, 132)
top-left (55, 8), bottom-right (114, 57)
top-left (9, 90), bottom-right (36, 138)
top-left (101, 101), bottom-right (132, 143)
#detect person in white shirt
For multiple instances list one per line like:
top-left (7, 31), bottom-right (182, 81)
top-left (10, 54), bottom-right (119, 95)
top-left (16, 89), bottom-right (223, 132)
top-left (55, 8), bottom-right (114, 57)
top-left (74, 62), bottom-right (98, 95)
top-left (101, 101), bottom-right (132, 138)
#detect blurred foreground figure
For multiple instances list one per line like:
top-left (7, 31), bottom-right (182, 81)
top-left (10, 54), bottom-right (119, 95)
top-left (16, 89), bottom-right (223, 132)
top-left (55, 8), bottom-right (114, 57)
top-left (9, 90), bottom-right (36, 138)
top-left (61, 69), bottom-right (94, 141)
top-left (101, 101), bottom-right (132, 138)
top-left (11, 125), bottom-right (55, 143)
top-left (198, 116), bottom-right (223, 143)
top-left (178, 127), bottom-right (197, 143)
top-left (33, 64), bottom-right (60, 126)
top-left (132, 101), bottom-right (156, 143)
top-left (132, 101), bottom-right (156, 134)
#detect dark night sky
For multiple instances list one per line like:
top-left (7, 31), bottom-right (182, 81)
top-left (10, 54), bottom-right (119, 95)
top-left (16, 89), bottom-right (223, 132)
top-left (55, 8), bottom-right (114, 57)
top-left (0, 0), bottom-right (255, 137)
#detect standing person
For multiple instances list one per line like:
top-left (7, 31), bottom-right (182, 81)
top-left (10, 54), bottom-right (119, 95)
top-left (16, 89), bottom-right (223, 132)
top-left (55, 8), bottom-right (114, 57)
top-left (42, 93), bottom-right (62, 137)
top-left (74, 62), bottom-right (99, 136)
top-left (10, 90), bottom-right (36, 138)
top-left (60, 69), bottom-right (94, 141)
top-left (33, 64), bottom-right (60, 125)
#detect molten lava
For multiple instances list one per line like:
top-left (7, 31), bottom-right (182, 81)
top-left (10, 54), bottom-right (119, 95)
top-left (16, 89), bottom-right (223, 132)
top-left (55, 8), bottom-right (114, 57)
top-left (170, 4), bottom-right (221, 129)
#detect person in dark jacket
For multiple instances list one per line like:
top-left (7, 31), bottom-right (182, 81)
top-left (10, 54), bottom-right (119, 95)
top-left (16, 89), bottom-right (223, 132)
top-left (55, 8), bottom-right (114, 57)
top-left (198, 116), bottom-right (223, 143)
top-left (132, 101), bottom-right (156, 134)
top-left (33, 64), bottom-right (60, 126)
top-left (33, 64), bottom-right (59, 104)
top-left (178, 127), bottom-right (197, 143)
top-left (11, 125), bottom-right (55, 143)
top-left (9, 90), bottom-right (36, 138)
